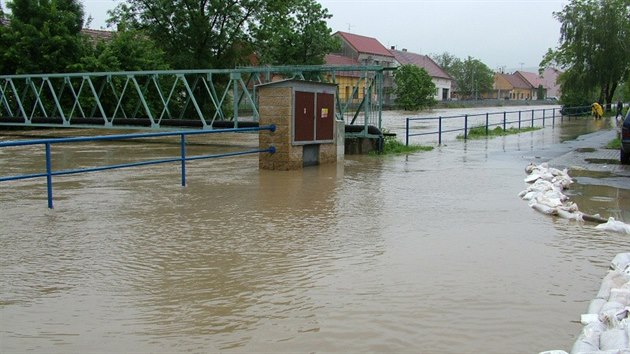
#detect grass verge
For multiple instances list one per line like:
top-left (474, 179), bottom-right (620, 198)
top-left (372, 134), bottom-right (433, 155)
top-left (606, 137), bottom-right (621, 149)
top-left (457, 125), bottom-right (541, 140)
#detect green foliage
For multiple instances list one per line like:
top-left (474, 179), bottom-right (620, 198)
top-left (371, 134), bottom-right (433, 155)
top-left (458, 125), bottom-right (541, 140)
top-left (540, 0), bottom-right (630, 107)
top-left (107, 0), bottom-right (337, 69)
top-left (606, 137), bottom-right (621, 150)
top-left (251, 0), bottom-right (340, 65)
top-left (393, 64), bottom-right (436, 111)
top-left (72, 30), bottom-right (169, 72)
top-left (432, 52), bottom-right (494, 99)
top-left (0, 0), bottom-right (86, 74)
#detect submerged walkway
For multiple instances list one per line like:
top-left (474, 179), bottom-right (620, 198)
top-left (547, 128), bottom-right (630, 177)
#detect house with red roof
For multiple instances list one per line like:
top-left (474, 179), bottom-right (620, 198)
top-left (323, 53), bottom-right (367, 103)
top-left (514, 71), bottom-right (547, 100)
top-left (327, 31), bottom-right (397, 103)
top-left (540, 67), bottom-right (562, 99)
top-left (493, 72), bottom-right (534, 100)
top-left (333, 31), bottom-right (396, 68)
top-left (491, 69), bottom-right (561, 100)
top-left (388, 48), bottom-right (454, 101)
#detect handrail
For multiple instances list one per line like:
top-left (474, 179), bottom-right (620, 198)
top-left (0, 125), bottom-right (276, 208)
top-left (405, 107), bottom-right (572, 146)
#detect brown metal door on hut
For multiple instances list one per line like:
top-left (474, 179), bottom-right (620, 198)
top-left (294, 91), bottom-right (315, 142)
top-left (316, 93), bottom-right (334, 141)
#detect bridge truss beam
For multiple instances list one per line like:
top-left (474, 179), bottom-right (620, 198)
top-left (0, 65), bottom-right (386, 137)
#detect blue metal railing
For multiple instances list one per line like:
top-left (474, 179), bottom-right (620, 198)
top-left (404, 107), bottom-right (575, 146)
top-left (0, 125), bottom-right (276, 208)
top-left (404, 105), bottom-right (598, 146)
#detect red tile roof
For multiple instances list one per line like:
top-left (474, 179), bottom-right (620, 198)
top-left (324, 54), bottom-right (362, 77)
top-left (500, 73), bottom-right (532, 89)
top-left (324, 53), bottom-right (360, 66)
top-left (389, 49), bottom-right (453, 80)
top-left (515, 71), bottom-right (544, 88)
top-left (334, 31), bottom-right (394, 58)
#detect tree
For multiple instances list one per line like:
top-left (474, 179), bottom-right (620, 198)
top-left (107, 0), bottom-right (337, 69)
top-left (72, 30), bottom-right (169, 72)
top-left (450, 56), bottom-right (494, 99)
top-left (0, 0), bottom-right (86, 74)
top-left (251, 0), bottom-right (340, 66)
top-left (432, 53), bottom-right (493, 99)
top-left (393, 64), bottom-right (436, 111)
top-left (540, 0), bottom-right (630, 108)
top-left (431, 52), bottom-right (460, 76)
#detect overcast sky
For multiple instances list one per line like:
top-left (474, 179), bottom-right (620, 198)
top-left (319, 0), bottom-right (567, 72)
top-left (82, 0), bottom-right (566, 73)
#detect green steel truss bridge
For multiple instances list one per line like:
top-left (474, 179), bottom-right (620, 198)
top-left (0, 65), bottom-right (386, 138)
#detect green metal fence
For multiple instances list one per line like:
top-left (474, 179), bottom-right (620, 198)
top-left (0, 65), bottom-right (385, 138)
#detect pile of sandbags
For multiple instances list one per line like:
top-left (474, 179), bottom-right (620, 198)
top-left (540, 253), bottom-right (630, 354)
top-left (519, 163), bottom-right (630, 234)
top-left (571, 253), bottom-right (630, 354)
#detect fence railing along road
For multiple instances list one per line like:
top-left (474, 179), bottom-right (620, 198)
top-left (0, 125), bottom-right (276, 208)
top-left (405, 106), bottom-right (592, 146)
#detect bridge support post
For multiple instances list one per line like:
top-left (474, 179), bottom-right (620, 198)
top-left (258, 80), bottom-right (341, 170)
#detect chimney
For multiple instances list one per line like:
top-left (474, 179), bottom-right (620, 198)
top-left (391, 46), bottom-right (395, 50)
top-left (402, 48), bottom-right (407, 52)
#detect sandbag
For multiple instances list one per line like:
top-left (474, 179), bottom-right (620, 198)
top-left (600, 329), bottom-right (629, 351)
top-left (611, 254), bottom-right (630, 272)
top-left (597, 272), bottom-right (630, 300)
top-left (595, 218), bottom-right (630, 234)
top-left (598, 301), bottom-right (627, 328)
top-left (588, 298), bottom-right (608, 314)
top-left (571, 322), bottom-right (607, 354)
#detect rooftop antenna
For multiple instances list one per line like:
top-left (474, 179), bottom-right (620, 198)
top-left (347, 23), bottom-right (354, 32)
top-left (519, 62), bottom-right (524, 71)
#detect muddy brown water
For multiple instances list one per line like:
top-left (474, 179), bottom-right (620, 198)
top-left (1, 107), bottom-right (629, 353)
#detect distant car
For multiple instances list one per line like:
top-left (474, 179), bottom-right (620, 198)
top-left (621, 109), bottom-right (630, 165)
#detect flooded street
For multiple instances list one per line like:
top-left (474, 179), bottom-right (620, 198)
top-left (1, 106), bottom-right (629, 353)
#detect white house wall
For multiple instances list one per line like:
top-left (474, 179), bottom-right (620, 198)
top-left (433, 78), bottom-right (452, 100)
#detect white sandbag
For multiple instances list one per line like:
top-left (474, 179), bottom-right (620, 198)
top-left (600, 329), bottom-right (628, 351)
top-left (521, 190), bottom-right (539, 200)
top-left (597, 272), bottom-right (630, 300)
top-left (595, 218), bottom-right (630, 234)
top-left (571, 321), bottom-right (606, 353)
top-left (598, 301), bottom-right (627, 328)
top-left (589, 298), bottom-right (609, 314)
top-left (582, 313), bottom-right (601, 325)
top-left (530, 202), bottom-right (557, 215)
top-left (557, 209), bottom-right (584, 221)
top-left (609, 289), bottom-right (630, 307)
top-left (611, 254), bottom-right (630, 272)
top-left (525, 163), bottom-right (537, 174)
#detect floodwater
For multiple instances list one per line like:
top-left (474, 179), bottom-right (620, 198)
top-left (1, 105), bottom-right (629, 353)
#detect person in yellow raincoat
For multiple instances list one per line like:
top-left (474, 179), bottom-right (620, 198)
top-left (591, 102), bottom-right (603, 119)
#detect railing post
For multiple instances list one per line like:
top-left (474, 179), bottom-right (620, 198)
top-left (485, 113), bottom-right (489, 135)
top-left (464, 114), bottom-right (468, 140)
top-left (180, 134), bottom-right (186, 186)
top-left (531, 110), bottom-right (535, 127)
top-left (438, 116), bottom-right (442, 145)
top-left (518, 111), bottom-right (522, 130)
top-left (552, 109), bottom-right (556, 125)
top-left (542, 109), bottom-right (546, 127)
top-left (503, 112), bottom-right (506, 131)
top-left (45, 143), bottom-right (53, 209)
top-left (405, 118), bottom-right (409, 146)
